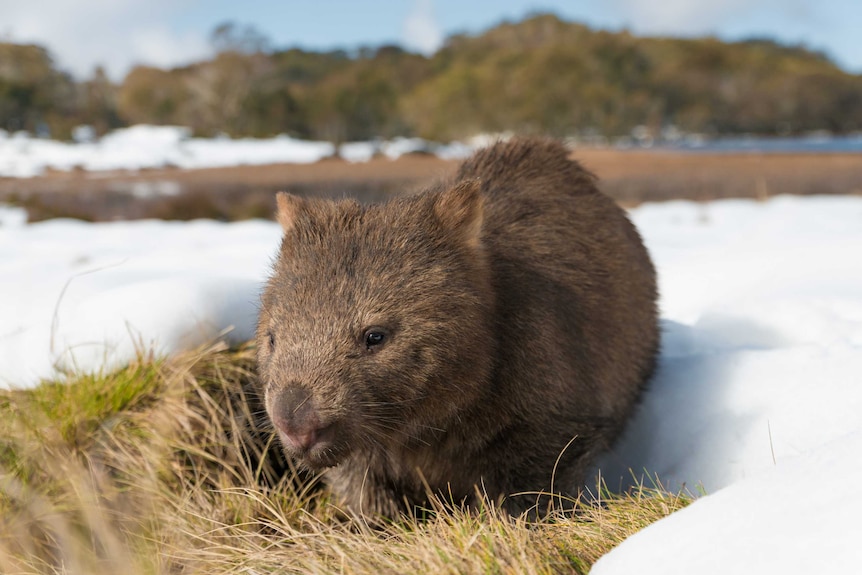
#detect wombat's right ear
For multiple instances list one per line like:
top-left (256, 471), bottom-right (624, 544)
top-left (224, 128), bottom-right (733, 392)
top-left (276, 192), bottom-right (305, 233)
top-left (434, 180), bottom-right (484, 249)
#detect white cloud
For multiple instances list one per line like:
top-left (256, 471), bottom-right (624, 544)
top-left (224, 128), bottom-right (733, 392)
top-left (0, 0), bottom-right (211, 80)
top-left (402, 0), bottom-right (443, 55)
top-left (603, 0), bottom-right (862, 72)
top-left (129, 26), bottom-right (211, 72)
top-left (609, 0), bottom-right (752, 35)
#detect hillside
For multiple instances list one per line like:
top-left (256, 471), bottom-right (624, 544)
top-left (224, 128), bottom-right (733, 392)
top-left (2, 14), bottom-right (861, 141)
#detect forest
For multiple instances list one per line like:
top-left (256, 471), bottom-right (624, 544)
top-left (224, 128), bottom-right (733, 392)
top-left (2, 13), bottom-right (861, 143)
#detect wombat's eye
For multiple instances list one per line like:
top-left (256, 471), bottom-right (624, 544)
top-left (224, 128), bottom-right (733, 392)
top-left (363, 328), bottom-right (387, 351)
top-left (267, 330), bottom-right (275, 351)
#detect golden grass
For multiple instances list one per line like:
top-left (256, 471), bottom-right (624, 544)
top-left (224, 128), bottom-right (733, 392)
top-left (3, 150), bottom-right (861, 222)
top-left (0, 342), bottom-right (689, 574)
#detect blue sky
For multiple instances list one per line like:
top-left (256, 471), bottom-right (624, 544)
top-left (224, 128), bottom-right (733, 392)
top-left (2, 0), bottom-right (861, 80)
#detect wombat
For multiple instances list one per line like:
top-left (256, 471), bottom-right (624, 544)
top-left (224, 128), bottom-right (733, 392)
top-left (256, 138), bottom-right (658, 519)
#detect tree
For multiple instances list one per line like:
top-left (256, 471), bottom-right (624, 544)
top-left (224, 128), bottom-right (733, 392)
top-left (117, 66), bottom-right (187, 126)
top-left (0, 43), bottom-right (75, 136)
top-left (77, 66), bottom-right (121, 135)
top-left (210, 21), bottom-right (272, 55)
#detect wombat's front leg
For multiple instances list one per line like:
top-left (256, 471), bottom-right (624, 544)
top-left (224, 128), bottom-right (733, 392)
top-left (326, 467), bottom-right (410, 522)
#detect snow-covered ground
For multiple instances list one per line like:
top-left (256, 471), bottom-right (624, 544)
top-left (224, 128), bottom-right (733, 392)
top-left (591, 196), bottom-right (862, 574)
top-left (2, 194), bottom-right (861, 573)
top-left (0, 212), bottom-right (280, 384)
top-left (0, 125), bottom-right (472, 177)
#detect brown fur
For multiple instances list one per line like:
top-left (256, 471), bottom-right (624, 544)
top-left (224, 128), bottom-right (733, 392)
top-left (256, 138), bottom-right (659, 519)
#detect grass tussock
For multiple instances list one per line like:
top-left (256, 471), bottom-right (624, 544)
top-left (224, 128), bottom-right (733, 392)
top-left (0, 342), bottom-right (689, 574)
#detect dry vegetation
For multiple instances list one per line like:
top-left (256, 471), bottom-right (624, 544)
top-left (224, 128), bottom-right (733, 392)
top-left (2, 149), bottom-right (861, 222)
top-left (0, 342), bottom-right (689, 574)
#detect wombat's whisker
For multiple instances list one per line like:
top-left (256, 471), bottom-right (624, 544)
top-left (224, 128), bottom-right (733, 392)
top-left (290, 395), bottom-right (311, 414)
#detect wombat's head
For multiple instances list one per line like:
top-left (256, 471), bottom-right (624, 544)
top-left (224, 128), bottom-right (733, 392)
top-left (257, 181), bottom-right (494, 470)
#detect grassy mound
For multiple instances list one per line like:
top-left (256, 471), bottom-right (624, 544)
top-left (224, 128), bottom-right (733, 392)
top-left (0, 342), bottom-right (688, 574)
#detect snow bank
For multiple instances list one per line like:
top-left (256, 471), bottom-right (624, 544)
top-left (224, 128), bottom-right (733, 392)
top-left (2, 194), bottom-right (861, 572)
top-left (0, 214), bottom-right (281, 384)
top-left (591, 195), bottom-right (862, 574)
top-left (0, 126), bottom-right (473, 177)
top-left (593, 429), bottom-right (862, 574)
top-left (596, 196), bottom-right (862, 493)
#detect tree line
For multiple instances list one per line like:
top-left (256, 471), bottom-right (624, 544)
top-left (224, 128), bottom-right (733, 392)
top-left (2, 14), bottom-right (861, 143)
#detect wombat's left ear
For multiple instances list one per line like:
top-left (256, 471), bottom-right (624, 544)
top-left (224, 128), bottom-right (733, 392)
top-left (434, 179), bottom-right (484, 248)
top-left (276, 192), bottom-right (305, 233)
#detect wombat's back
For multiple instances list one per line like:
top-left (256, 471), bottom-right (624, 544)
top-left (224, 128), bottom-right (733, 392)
top-left (454, 139), bottom-right (658, 494)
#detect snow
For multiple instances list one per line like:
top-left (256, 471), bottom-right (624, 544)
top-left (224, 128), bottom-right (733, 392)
top-left (2, 192), bottom-right (862, 573)
top-left (0, 212), bottom-right (281, 384)
top-left (0, 126), bottom-right (474, 177)
top-left (338, 137), bottom-right (433, 162)
top-left (591, 195), bottom-right (862, 574)
top-left (596, 196), bottom-right (862, 494)
top-left (593, 430), bottom-right (862, 574)
top-left (0, 126), bottom-right (335, 177)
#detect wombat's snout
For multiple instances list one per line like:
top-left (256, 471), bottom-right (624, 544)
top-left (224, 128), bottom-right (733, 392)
top-left (269, 386), bottom-right (330, 453)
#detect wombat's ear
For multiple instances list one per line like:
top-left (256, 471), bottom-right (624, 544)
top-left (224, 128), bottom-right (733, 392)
top-left (276, 192), bottom-right (305, 233)
top-left (434, 180), bottom-right (484, 248)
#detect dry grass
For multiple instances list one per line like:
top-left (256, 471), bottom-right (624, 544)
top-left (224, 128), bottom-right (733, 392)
top-left (0, 342), bottom-right (689, 574)
top-left (579, 149), bottom-right (862, 206)
top-left (2, 150), bottom-right (861, 222)
top-left (0, 155), bottom-right (450, 223)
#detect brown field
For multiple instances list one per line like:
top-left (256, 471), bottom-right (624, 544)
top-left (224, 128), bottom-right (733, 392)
top-left (1, 149), bottom-right (860, 222)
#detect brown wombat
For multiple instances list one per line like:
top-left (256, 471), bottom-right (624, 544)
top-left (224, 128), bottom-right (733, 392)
top-left (257, 138), bottom-right (658, 519)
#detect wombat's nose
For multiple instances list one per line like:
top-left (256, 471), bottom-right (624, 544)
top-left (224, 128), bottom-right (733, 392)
top-left (270, 386), bottom-right (326, 452)
top-left (283, 427), bottom-right (320, 451)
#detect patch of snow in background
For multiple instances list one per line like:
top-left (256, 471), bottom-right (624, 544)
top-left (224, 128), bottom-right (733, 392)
top-left (0, 125), bottom-right (474, 177)
top-left (377, 137), bottom-right (432, 159)
top-left (0, 204), bottom-right (28, 227)
top-left (338, 141), bottom-right (379, 163)
top-left (434, 140), bottom-right (475, 160)
top-left (339, 137), bottom-right (471, 163)
top-left (0, 125), bottom-right (335, 177)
